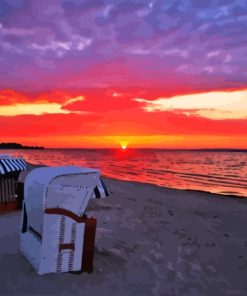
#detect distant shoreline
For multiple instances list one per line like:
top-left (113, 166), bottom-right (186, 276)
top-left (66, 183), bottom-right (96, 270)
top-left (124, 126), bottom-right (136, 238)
top-left (0, 143), bottom-right (45, 150)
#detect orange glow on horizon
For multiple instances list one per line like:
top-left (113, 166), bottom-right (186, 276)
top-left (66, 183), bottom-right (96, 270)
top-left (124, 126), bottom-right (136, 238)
top-left (2, 134), bottom-right (247, 149)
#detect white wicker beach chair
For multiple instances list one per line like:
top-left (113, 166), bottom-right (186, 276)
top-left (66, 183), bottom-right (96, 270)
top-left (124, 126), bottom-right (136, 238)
top-left (20, 166), bottom-right (100, 275)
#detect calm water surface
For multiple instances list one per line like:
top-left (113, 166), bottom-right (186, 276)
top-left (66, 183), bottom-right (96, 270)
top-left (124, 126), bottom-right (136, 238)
top-left (2, 149), bottom-right (247, 197)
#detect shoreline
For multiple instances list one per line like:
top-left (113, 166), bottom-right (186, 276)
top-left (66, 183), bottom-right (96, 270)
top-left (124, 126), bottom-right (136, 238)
top-left (1, 176), bottom-right (247, 295)
top-left (103, 175), bottom-right (247, 200)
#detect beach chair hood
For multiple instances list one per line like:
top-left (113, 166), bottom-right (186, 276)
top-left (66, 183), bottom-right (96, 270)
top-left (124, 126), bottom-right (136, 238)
top-left (0, 155), bottom-right (27, 175)
top-left (24, 165), bottom-right (100, 220)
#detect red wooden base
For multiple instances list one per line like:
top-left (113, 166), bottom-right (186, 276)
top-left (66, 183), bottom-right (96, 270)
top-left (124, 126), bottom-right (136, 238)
top-left (81, 217), bottom-right (97, 273)
top-left (0, 201), bottom-right (20, 214)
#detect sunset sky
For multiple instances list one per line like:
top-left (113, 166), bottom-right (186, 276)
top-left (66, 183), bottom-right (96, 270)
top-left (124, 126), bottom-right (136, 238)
top-left (0, 0), bottom-right (247, 148)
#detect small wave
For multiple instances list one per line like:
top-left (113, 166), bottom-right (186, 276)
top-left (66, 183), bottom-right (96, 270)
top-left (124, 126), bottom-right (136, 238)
top-left (180, 176), bottom-right (247, 190)
top-left (145, 168), bottom-right (247, 185)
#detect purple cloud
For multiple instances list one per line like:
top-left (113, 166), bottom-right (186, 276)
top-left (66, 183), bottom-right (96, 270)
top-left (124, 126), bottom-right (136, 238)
top-left (0, 0), bottom-right (246, 91)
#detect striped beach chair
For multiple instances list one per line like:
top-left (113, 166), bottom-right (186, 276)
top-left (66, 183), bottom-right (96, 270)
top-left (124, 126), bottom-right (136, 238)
top-left (0, 155), bottom-right (27, 212)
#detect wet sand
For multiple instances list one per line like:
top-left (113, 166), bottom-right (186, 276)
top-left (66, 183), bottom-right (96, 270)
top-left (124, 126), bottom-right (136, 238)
top-left (0, 177), bottom-right (247, 296)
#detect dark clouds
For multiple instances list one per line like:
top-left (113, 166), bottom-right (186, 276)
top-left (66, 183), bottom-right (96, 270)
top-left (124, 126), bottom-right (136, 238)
top-left (0, 0), bottom-right (246, 91)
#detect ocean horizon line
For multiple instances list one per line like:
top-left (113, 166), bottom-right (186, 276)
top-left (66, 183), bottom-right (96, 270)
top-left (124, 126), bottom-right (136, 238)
top-left (41, 147), bottom-right (247, 152)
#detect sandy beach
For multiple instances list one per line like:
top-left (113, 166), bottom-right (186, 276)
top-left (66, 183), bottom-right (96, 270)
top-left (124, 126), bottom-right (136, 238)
top-left (0, 176), bottom-right (247, 296)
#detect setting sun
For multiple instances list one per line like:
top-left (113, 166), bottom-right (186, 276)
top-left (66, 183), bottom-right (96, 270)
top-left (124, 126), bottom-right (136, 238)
top-left (120, 141), bottom-right (128, 150)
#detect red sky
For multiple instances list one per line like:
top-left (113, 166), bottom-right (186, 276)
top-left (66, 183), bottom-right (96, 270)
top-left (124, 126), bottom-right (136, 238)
top-left (0, 88), bottom-right (247, 148)
top-left (0, 1), bottom-right (247, 148)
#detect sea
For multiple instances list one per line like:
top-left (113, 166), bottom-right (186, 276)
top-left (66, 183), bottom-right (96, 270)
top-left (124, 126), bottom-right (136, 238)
top-left (1, 149), bottom-right (247, 198)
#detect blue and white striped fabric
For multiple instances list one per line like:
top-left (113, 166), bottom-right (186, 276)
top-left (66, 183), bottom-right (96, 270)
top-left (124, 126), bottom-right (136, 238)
top-left (92, 178), bottom-right (110, 198)
top-left (0, 156), bottom-right (27, 175)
